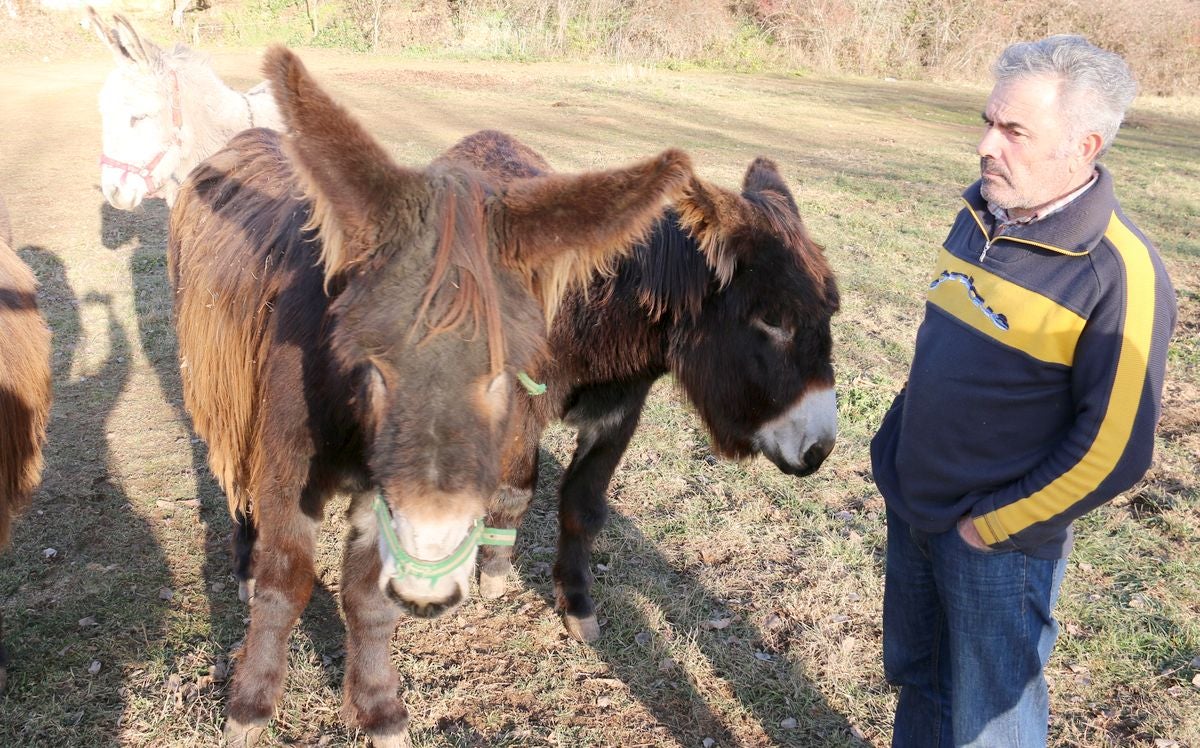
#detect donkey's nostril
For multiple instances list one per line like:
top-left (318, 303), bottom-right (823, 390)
top-left (804, 437), bottom-right (835, 471)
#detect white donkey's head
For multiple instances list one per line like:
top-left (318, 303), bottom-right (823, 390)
top-left (85, 7), bottom-right (187, 209)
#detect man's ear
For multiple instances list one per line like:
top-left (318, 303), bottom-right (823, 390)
top-left (1076, 131), bottom-right (1104, 166)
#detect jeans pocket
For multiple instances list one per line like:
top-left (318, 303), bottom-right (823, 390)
top-left (953, 522), bottom-right (1014, 557)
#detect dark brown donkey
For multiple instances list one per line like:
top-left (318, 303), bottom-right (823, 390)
top-left (168, 48), bottom-right (691, 745)
top-left (0, 194), bottom-right (53, 690)
top-left (443, 131), bottom-right (840, 641)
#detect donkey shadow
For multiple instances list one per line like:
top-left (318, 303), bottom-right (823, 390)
top-left (97, 200), bottom-right (347, 686)
top-left (0, 247), bottom-right (170, 743)
top-left (516, 448), bottom-right (869, 748)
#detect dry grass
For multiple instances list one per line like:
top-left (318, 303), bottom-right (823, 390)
top-left (0, 42), bottom-right (1196, 747)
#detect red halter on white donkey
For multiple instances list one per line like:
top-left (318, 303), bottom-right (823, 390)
top-left (85, 7), bottom-right (283, 210)
top-left (98, 69), bottom-right (184, 202)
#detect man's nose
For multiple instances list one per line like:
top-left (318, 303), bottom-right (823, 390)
top-left (977, 126), bottom-right (1002, 159)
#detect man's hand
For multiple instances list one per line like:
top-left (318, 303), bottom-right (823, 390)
top-left (957, 514), bottom-right (992, 550)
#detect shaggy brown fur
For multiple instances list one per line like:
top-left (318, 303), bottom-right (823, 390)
top-left (443, 132), bottom-right (840, 640)
top-left (0, 193), bottom-right (53, 688)
top-left (0, 196), bottom-right (51, 548)
top-left (168, 47), bottom-right (691, 743)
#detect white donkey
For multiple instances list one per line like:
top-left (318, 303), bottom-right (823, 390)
top-left (85, 8), bottom-right (283, 209)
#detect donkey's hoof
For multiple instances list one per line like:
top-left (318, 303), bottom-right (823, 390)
top-left (223, 718), bottom-right (266, 747)
top-left (238, 579), bottom-right (256, 604)
top-left (478, 567), bottom-right (510, 599)
top-left (370, 729), bottom-right (413, 748)
top-left (564, 613), bottom-right (601, 642)
top-left (0, 666), bottom-right (7, 692)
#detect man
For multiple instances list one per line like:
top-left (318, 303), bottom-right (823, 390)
top-left (871, 35), bottom-right (1177, 747)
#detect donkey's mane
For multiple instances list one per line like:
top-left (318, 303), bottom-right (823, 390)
top-left (408, 169), bottom-right (507, 377)
top-left (628, 188), bottom-right (835, 323)
top-left (623, 212), bottom-right (711, 323)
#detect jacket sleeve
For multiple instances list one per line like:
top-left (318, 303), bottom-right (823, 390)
top-left (967, 240), bottom-right (1176, 552)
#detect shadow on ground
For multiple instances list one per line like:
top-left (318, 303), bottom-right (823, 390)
top-left (516, 448), bottom-right (869, 748)
top-left (0, 246), bottom-right (170, 743)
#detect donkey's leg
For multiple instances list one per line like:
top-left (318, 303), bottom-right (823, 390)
top-left (479, 482), bottom-right (535, 599)
top-left (480, 409), bottom-right (543, 599)
top-left (232, 505), bottom-right (258, 603)
top-left (340, 492), bottom-right (410, 746)
top-left (224, 499), bottom-right (321, 746)
top-left (555, 378), bottom-right (653, 642)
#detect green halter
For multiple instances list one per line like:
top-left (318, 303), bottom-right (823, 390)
top-left (374, 493), bottom-right (516, 588)
top-left (516, 370), bottom-right (546, 396)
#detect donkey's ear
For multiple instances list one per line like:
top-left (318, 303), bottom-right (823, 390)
top-left (83, 7), bottom-right (126, 63)
top-left (110, 13), bottom-right (162, 71)
top-left (263, 45), bottom-right (424, 287)
top-left (493, 149), bottom-right (692, 316)
top-left (742, 157), bottom-right (799, 215)
top-left (676, 177), bottom-right (750, 287)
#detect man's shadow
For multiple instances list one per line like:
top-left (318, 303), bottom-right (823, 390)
top-left (97, 201), bottom-right (346, 687)
top-left (0, 246), bottom-right (171, 742)
top-left (516, 447), bottom-right (870, 748)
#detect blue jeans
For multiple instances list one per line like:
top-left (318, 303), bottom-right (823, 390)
top-left (884, 507), bottom-right (1066, 747)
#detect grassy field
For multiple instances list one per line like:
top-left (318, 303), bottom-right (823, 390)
top-left (0, 40), bottom-right (1197, 747)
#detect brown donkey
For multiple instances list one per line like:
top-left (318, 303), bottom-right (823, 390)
top-left (0, 194), bottom-right (53, 690)
top-left (168, 47), bottom-right (691, 745)
top-left (442, 131), bottom-right (840, 641)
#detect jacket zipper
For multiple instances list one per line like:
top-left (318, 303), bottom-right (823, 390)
top-left (960, 198), bottom-right (1089, 261)
top-left (979, 238), bottom-right (993, 262)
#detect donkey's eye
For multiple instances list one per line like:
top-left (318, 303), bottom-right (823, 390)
top-left (753, 315), bottom-right (792, 343)
top-left (129, 114), bottom-right (149, 127)
top-left (759, 312), bottom-right (784, 328)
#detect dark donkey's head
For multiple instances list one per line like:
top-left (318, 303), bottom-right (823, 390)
top-left (671, 159), bottom-right (839, 476)
top-left (265, 48), bottom-right (691, 614)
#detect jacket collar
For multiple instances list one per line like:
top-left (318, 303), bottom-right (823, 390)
top-left (961, 163), bottom-right (1118, 256)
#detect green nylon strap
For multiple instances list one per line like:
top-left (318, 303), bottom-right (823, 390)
top-left (516, 370), bottom-right (547, 396)
top-left (373, 494), bottom-right (516, 588)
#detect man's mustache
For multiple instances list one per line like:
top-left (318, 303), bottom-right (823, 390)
top-left (980, 158), bottom-right (1009, 180)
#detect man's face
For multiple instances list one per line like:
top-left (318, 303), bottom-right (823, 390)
top-left (977, 75), bottom-right (1087, 217)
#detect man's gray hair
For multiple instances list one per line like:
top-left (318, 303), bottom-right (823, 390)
top-left (993, 35), bottom-right (1137, 157)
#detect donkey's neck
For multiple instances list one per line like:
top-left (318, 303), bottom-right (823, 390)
top-left (171, 60), bottom-right (259, 181)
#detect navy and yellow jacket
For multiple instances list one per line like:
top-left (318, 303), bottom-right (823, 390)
top-left (871, 165), bottom-right (1176, 559)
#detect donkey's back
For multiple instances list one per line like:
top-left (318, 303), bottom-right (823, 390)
top-left (168, 127), bottom-right (318, 519)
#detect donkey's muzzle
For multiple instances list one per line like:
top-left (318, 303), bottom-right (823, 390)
top-left (387, 583), bottom-right (464, 619)
top-left (800, 437), bottom-right (836, 476)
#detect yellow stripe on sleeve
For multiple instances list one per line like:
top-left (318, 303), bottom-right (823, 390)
top-left (974, 214), bottom-right (1156, 544)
